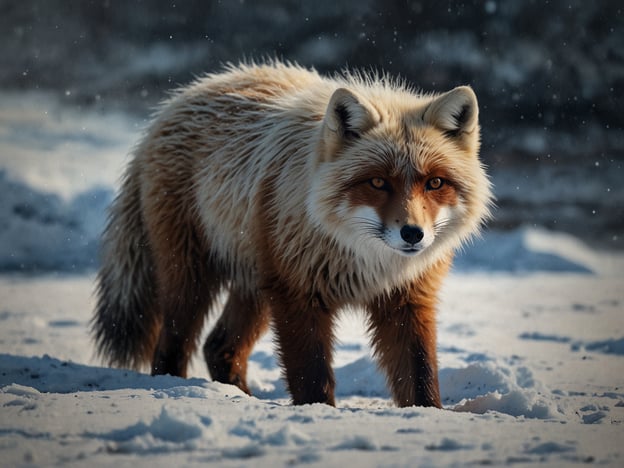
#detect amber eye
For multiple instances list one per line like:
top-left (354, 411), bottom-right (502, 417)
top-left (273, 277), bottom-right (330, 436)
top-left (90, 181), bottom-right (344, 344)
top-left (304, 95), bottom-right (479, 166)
top-left (370, 177), bottom-right (388, 190)
top-left (426, 177), bottom-right (444, 191)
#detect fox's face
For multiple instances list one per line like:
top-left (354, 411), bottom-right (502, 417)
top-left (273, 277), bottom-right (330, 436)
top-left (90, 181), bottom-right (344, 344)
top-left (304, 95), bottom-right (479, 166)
top-left (308, 85), bottom-right (492, 263)
top-left (343, 169), bottom-right (461, 257)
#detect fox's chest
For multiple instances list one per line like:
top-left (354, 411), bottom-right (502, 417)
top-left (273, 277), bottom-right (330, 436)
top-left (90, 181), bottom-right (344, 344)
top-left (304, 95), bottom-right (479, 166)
top-left (261, 239), bottom-right (414, 307)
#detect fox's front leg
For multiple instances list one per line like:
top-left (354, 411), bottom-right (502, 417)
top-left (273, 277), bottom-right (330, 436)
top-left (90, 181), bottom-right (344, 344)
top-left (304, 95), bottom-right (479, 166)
top-left (367, 260), bottom-right (451, 407)
top-left (270, 291), bottom-right (336, 406)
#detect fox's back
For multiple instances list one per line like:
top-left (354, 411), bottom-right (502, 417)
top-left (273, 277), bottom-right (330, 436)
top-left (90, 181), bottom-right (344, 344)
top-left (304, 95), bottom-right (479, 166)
top-left (132, 64), bottom-right (330, 285)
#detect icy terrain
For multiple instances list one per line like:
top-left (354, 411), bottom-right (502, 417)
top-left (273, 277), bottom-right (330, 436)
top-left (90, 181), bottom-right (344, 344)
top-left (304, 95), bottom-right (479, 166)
top-left (1, 268), bottom-right (623, 466)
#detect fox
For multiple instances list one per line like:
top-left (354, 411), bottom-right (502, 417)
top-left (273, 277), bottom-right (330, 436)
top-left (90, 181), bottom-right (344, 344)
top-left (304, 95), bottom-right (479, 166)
top-left (92, 61), bottom-right (492, 408)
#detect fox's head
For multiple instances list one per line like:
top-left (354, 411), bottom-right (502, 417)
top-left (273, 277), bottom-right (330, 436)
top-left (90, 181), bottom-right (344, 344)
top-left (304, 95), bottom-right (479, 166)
top-left (307, 82), bottom-right (493, 265)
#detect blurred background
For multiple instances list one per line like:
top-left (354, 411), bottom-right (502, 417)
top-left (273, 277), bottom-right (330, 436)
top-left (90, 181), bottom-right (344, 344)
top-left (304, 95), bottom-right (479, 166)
top-left (0, 0), bottom-right (622, 272)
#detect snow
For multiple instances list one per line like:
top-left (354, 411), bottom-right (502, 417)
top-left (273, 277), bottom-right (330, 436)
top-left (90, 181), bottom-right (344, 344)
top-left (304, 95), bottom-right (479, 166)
top-left (2, 272), bottom-right (623, 466)
top-left (1, 94), bottom-right (623, 466)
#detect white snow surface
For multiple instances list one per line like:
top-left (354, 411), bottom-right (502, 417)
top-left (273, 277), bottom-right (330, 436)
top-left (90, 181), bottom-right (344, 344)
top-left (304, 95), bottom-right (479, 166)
top-left (1, 93), bottom-right (623, 466)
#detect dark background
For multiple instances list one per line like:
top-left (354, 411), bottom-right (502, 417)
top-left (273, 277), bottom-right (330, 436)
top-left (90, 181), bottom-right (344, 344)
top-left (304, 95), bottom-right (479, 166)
top-left (2, 0), bottom-right (623, 249)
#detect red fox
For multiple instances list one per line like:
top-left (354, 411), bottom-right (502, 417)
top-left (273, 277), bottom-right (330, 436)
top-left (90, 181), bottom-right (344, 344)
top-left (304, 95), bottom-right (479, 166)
top-left (92, 61), bottom-right (492, 407)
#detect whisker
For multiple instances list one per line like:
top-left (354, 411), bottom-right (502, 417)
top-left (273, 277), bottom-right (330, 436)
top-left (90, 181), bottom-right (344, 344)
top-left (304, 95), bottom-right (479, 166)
top-left (350, 218), bottom-right (383, 230)
top-left (348, 217), bottom-right (387, 243)
top-left (434, 219), bottom-right (452, 234)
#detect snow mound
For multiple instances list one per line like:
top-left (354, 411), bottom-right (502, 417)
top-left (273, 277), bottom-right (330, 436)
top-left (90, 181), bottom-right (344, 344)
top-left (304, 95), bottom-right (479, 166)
top-left (454, 227), bottom-right (622, 275)
top-left (441, 360), bottom-right (557, 419)
top-left (230, 420), bottom-right (312, 447)
top-left (335, 356), bottom-right (388, 398)
top-left (0, 171), bottom-right (112, 272)
top-left (453, 390), bottom-right (553, 419)
top-left (93, 406), bottom-right (217, 454)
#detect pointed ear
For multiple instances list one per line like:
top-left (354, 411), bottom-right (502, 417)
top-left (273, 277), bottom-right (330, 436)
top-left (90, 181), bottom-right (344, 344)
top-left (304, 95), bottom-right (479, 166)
top-left (320, 88), bottom-right (380, 160)
top-left (423, 86), bottom-right (479, 147)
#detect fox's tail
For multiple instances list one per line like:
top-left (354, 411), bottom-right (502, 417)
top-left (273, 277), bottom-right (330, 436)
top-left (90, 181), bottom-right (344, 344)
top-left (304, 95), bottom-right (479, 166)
top-left (92, 160), bottom-right (160, 370)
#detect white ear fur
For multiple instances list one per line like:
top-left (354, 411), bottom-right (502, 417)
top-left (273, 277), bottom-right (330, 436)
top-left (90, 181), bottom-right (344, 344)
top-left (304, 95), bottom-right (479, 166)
top-left (423, 86), bottom-right (479, 137)
top-left (324, 88), bottom-right (380, 138)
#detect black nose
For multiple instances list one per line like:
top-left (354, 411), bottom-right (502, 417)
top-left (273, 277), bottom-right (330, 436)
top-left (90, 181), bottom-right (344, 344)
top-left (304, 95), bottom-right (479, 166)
top-left (400, 225), bottom-right (424, 244)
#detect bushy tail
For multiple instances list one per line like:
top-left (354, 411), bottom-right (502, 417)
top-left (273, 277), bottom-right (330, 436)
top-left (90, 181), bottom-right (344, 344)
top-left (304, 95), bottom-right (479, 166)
top-left (92, 161), bottom-right (160, 370)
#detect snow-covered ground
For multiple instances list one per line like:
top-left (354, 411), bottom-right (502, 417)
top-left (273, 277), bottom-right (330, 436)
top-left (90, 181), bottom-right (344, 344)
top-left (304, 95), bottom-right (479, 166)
top-left (1, 94), bottom-right (623, 466)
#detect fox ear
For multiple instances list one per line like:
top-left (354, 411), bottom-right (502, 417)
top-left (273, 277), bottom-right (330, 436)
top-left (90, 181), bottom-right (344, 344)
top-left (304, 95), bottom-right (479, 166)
top-left (423, 86), bottom-right (479, 147)
top-left (321, 88), bottom-right (380, 159)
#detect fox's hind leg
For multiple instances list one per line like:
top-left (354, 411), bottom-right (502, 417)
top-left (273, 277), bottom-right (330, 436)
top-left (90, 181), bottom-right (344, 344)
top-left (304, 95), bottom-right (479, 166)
top-left (148, 218), bottom-right (223, 378)
top-left (203, 289), bottom-right (270, 394)
top-left (150, 260), bottom-right (222, 378)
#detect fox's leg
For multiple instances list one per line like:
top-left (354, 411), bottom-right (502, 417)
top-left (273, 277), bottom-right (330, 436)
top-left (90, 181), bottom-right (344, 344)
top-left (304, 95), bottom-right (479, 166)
top-left (367, 287), bottom-right (441, 407)
top-left (203, 290), bottom-right (270, 394)
top-left (150, 262), bottom-right (221, 378)
top-left (148, 222), bottom-right (222, 378)
top-left (366, 260), bottom-right (450, 408)
top-left (270, 291), bottom-right (336, 406)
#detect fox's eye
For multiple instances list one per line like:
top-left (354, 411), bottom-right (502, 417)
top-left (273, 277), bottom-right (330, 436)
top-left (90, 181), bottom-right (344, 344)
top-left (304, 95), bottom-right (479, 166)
top-left (426, 177), bottom-right (444, 191)
top-left (370, 177), bottom-right (388, 190)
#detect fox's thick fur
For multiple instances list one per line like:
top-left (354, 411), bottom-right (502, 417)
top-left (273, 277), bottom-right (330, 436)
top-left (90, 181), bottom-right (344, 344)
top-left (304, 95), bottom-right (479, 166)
top-left (92, 61), bottom-right (492, 407)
